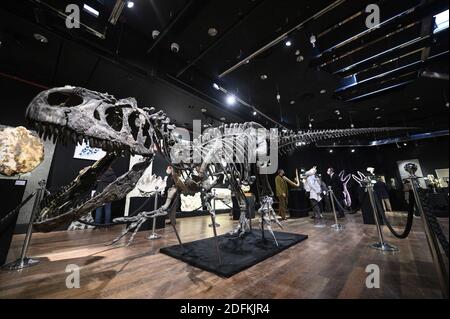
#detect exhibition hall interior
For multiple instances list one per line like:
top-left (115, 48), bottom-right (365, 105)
top-left (0, 0), bottom-right (449, 301)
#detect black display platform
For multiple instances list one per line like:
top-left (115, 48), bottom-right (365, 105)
top-left (0, 179), bottom-right (27, 266)
top-left (289, 189), bottom-right (310, 218)
top-left (160, 230), bottom-right (308, 278)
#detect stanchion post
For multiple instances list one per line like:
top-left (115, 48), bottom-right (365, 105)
top-left (329, 187), bottom-right (344, 231)
top-left (2, 180), bottom-right (46, 271)
top-left (366, 178), bottom-right (398, 252)
top-left (148, 187), bottom-right (161, 240)
top-left (406, 164), bottom-right (449, 298)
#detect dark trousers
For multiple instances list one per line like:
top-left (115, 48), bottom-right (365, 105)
top-left (95, 203), bottom-right (112, 224)
top-left (278, 196), bottom-right (288, 220)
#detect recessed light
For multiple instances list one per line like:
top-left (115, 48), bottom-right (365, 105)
top-left (208, 28), bottom-right (218, 37)
top-left (83, 4), bottom-right (99, 17)
top-left (290, 100), bottom-right (296, 105)
top-left (296, 55), bottom-right (304, 62)
top-left (320, 89), bottom-right (327, 94)
top-left (338, 116), bottom-right (343, 120)
top-left (415, 97), bottom-right (421, 101)
top-left (127, 1), bottom-right (135, 8)
top-left (295, 50), bottom-right (301, 56)
top-left (310, 118), bottom-right (315, 122)
top-left (376, 116), bottom-right (382, 120)
top-left (213, 83), bottom-right (220, 90)
top-left (285, 40), bottom-right (292, 47)
top-left (351, 149), bottom-right (356, 153)
top-left (413, 107), bottom-right (419, 111)
top-left (252, 110), bottom-right (257, 116)
top-left (220, 117), bottom-right (226, 122)
top-left (226, 95), bottom-right (237, 106)
top-left (33, 33), bottom-right (48, 43)
top-left (446, 102), bottom-right (449, 108)
top-left (334, 110), bottom-right (341, 115)
top-left (260, 74), bottom-right (268, 80)
top-left (201, 108), bottom-right (207, 113)
top-left (329, 149), bottom-right (334, 154)
top-left (374, 107), bottom-right (381, 111)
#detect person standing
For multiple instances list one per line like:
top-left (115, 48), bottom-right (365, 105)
top-left (94, 166), bottom-right (117, 224)
top-left (374, 177), bottom-right (392, 212)
top-left (275, 169), bottom-right (299, 220)
top-left (326, 168), bottom-right (345, 218)
top-left (305, 167), bottom-right (324, 220)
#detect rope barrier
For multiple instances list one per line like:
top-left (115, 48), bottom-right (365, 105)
top-left (417, 189), bottom-right (449, 258)
top-left (0, 192), bottom-right (37, 233)
top-left (373, 193), bottom-right (414, 239)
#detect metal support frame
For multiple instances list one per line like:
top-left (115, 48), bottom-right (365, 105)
top-left (148, 189), bottom-right (162, 240)
top-left (2, 180), bottom-right (46, 271)
top-left (366, 179), bottom-right (399, 252)
top-left (329, 187), bottom-right (344, 231)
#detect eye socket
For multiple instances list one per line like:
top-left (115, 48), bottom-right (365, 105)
top-left (105, 107), bottom-right (124, 132)
top-left (47, 92), bottom-right (84, 107)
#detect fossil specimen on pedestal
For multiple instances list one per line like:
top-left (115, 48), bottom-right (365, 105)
top-left (0, 126), bottom-right (44, 176)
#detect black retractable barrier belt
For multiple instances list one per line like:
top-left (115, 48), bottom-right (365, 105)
top-left (0, 192), bottom-right (37, 233)
top-left (374, 194), bottom-right (414, 239)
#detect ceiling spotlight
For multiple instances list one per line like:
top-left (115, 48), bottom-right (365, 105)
top-left (208, 28), bottom-right (218, 37)
top-left (310, 35), bottom-right (317, 48)
top-left (290, 100), bottom-right (296, 105)
top-left (329, 149), bottom-right (334, 154)
top-left (220, 117), bottom-right (226, 122)
top-left (334, 110), bottom-right (341, 115)
top-left (252, 110), bottom-right (257, 116)
top-left (338, 116), bottom-right (343, 120)
top-left (152, 30), bottom-right (160, 40)
top-left (376, 116), bottom-right (382, 120)
top-left (413, 107), bottom-right (419, 111)
top-left (33, 33), bottom-right (48, 43)
top-left (446, 102), bottom-right (449, 108)
top-left (201, 108), bottom-right (207, 113)
top-left (171, 42), bottom-right (180, 53)
top-left (309, 123), bottom-right (313, 129)
top-left (295, 50), bottom-right (301, 56)
top-left (127, 1), bottom-right (135, 8)
top-left (320, 89), bottom-right (327, 94)
top-left (415, 97), bottom-right (421, 101)
top-left (374, 107), bottom-right (381, 111)
top-left (351, 123), bottom-right (355, 128)
top-left (351, 149), bottom-right (356, 153)
top-left (260, 74), bottom-right (268, 80)
top-left (226, 95), bottom-right (237, 106)
top-left (403, 143), bottom-right (408, 146)
top-left (213, 83), bottom-right (220, 90)
top-left (276, 93), bottom-right (281, 102)
top-left (285, 40), bottom-right (292, 47)
top-left (296, 55), bottom-right (304, 62)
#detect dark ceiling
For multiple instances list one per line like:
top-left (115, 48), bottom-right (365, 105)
top-left (0, 0), bottom-right (448, 131)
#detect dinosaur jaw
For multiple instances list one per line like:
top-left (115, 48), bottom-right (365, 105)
top-left (27, 118), bottom-right (128, 153)
top-left (36, 151), bottom-right (118, 228)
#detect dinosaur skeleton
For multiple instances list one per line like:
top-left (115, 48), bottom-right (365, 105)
top-left (24, 86), bottom-right (408, 249)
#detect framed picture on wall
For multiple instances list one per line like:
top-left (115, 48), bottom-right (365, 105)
top-left (73, 141), bottom-right (106, 161)
top-left (397, 159), bottom-right (426, 188)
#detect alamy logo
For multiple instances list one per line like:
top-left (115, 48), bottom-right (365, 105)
top-left (365, 264), bottom-right (380, 289)
top-left (366, 4), bottom-right (381, 30)
top-left (65, 264), bottom-right (80, 289)
top-left (65, 4), bottom-right (80, 29)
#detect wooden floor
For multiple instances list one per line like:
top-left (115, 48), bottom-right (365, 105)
top-left (0, 212), bottom-right (446, 299)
